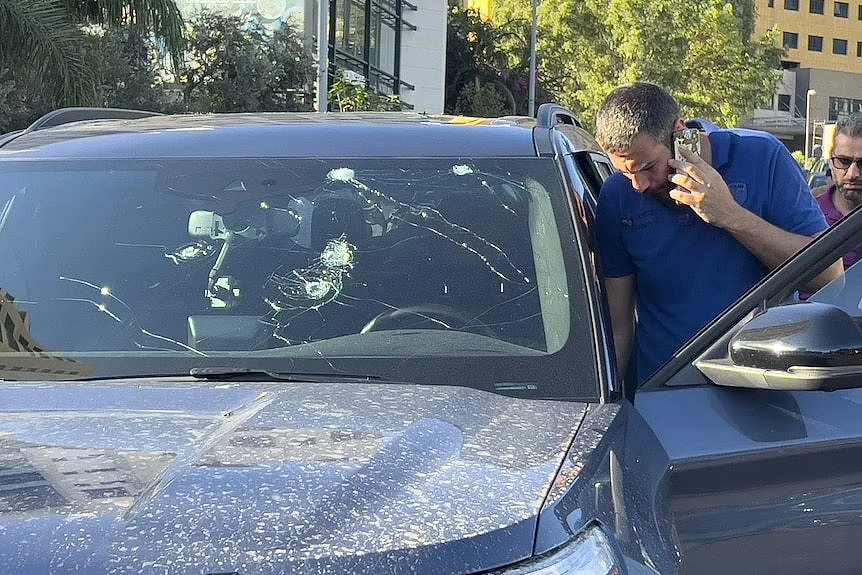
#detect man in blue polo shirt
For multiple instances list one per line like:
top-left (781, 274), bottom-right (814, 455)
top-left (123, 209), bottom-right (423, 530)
top-left (594, 82), bottom-right (841, 387)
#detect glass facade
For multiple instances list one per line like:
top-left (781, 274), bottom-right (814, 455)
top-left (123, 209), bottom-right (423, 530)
top-left (332, 0), bottom-right (411, 96)
top-left (829, 96), bottom-right (862, 121)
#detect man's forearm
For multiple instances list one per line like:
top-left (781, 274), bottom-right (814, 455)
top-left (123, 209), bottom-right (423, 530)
top-left (613, 326), bottom-right (633, 380)
top-left (605, 275), bottom-right (636, 380)
top-left (725, 209), bottom-right (842, 291)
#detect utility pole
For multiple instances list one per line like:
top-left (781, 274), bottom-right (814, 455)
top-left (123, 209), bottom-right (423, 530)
top-left (316, 0), bottom-right (330, 112)
top-left (528, 0), bottom-right (538, 117)
top-left (804, 89), bottom-right (816, 160)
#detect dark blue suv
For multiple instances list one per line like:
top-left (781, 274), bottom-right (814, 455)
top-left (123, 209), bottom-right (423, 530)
top-left (0, 105), bottom-right (860, 574)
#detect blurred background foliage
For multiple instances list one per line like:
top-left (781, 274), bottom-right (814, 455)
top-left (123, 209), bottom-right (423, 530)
top-left (0, 0), bottom-right (783, 132)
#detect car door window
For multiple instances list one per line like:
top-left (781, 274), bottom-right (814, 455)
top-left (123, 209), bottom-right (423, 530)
top-left (807, 256), bottom-right (862, 311)
top-left (572, 152), bottom-right (612, 207)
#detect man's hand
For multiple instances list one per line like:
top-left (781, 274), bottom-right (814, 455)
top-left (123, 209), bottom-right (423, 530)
top-left (667, 147), bottom-right (744, 230)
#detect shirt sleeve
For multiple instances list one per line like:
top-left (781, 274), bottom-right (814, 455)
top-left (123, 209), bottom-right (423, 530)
top-left (595, 176), bottom-right (635, 278)
top-left (764, 138), bottom-right (828, 237)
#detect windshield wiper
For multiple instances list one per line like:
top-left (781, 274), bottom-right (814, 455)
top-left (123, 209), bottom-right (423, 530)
top-left (189, 366), bottom-right (385, 383)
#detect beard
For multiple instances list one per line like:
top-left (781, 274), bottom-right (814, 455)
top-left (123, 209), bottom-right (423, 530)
top-left (837, 181), bottom-right (862, 207)
top-left (645, 182), bottom-right (685, 210)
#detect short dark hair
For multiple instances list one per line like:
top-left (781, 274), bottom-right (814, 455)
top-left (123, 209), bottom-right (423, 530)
top-left (835, 114), bottom-right (862, 140)
top-left (595, 82), bottom-right (680, 153)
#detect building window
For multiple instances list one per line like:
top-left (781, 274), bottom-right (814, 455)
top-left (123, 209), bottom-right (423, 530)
top-left (858, 3), bottom-right (862, 18)
top-left (835, 1), bottom-right (849, 16)
top-left (782, 32), bottom-right (799, 48)
top-left (834, 38), bottom-right (849, 54)
top-left (810, 0), bottom-right (824, 12)
top-left (857, 41), bottom-right (862, 56)
top-left (332, 0), bottom-right (410, 98)
top-left (768, 0), bottom-right (774, 6)
top-left (808, 35), bottom-right (823, 51)
top-left (785, 0), bottom-right (799, 9)
top-left (335, 0), bottom-right (366, 61)
top-left (829, 96), bottom-right (862, 121)
top-left (778, 94), bottom-right (792, 112)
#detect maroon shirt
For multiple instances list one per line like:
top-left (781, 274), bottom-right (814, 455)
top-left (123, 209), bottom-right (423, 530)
top-left (817, 186), bottom-right (862, 269)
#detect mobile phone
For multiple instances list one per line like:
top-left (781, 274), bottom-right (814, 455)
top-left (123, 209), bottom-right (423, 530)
top-left (672, 128), bottom-right (701, 162)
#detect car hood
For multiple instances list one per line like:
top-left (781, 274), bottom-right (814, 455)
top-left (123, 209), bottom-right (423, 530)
top-left (0, 381), bottom-right (588, 574)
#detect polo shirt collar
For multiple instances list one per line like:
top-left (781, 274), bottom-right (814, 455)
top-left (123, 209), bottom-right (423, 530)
top-left (685, 118), bottom-right (729, 170)
top-left (818, 185), bottom-right (843, 223)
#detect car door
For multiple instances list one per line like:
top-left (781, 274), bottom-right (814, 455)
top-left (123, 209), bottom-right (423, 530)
top-left (630, 206), bottom-right (862, 574)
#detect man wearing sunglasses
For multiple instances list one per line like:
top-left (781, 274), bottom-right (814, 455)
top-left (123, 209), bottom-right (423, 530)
top-left (817, 114), bottom-right (862, 269)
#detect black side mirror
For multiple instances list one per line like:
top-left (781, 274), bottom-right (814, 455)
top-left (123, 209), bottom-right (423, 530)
top-left (696, 302), bottom-right (862, 391)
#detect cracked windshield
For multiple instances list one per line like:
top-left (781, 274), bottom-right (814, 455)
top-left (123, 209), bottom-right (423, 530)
top-left (0, 157), bottom-right (591, 396)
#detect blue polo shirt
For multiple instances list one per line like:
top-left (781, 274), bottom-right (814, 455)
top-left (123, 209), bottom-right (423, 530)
top-left (595, 120), bottom-right (828, 384)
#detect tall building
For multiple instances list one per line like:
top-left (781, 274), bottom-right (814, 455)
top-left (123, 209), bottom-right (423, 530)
top-left (746, 0), bottom-right (862, 151)
top-left (174, 0), bottom-right (447, 113)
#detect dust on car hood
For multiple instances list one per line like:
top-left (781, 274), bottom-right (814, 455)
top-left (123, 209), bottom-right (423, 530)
top-left (0, 380), bottom-right (589, 574)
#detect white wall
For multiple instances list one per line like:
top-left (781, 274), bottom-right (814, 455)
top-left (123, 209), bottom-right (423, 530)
top-left (399, 0), bottom-right (447, 114)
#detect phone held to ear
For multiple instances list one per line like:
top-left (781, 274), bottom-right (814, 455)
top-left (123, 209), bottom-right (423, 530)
top-left (672, 128), bottom-right (701, 162)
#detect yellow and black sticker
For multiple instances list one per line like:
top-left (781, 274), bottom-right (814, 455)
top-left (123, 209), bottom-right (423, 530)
top-left (0, 289), bottom-right (94, 380)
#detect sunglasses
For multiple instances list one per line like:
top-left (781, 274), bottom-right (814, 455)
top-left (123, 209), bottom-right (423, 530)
top-left (830, 156), bottom-right (862, 170)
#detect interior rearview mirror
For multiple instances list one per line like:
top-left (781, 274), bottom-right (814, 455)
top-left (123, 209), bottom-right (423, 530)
top-left (188, 210), bottom-right (228, 240)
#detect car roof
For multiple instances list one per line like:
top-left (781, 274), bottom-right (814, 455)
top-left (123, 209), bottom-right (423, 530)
top-left (0, 112), bottom-right (548, 159)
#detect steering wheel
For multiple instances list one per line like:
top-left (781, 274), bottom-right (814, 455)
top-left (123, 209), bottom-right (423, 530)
top-left (360, 304), bottom-right (497, 338)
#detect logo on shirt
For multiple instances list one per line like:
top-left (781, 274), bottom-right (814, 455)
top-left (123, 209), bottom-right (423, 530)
top-left (728, 183), bottom-right (748, 206)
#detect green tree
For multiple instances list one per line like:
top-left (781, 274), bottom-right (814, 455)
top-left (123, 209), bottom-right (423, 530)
top-left (0, 0), bottom-right (184, 106)
top-left (445, 3), bottom-right (542, 116)
top-left (0, 1), bottom-right (92, 105)
top-left (62, 0), bottom-right (184, 63)
top-left (328, 71), bottom-right (404, 112)
top-left (0, 70), bottom-right (34, 133)
top-left (177, 11), bottom-right (315, 113)
top-left (0, 25), bottom-right (170, 132)
top-left (84, 27), bottom-right (170, 111)
top-left (455, 79), bottom-right (510, 117)
top-left (491, 0), bottom-right (782, 128)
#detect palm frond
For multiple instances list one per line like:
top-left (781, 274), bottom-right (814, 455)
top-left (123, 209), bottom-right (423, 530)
top-left (60, 0), bottom-right (186, 66)
top-left (0, 0), bottom-right (93, 104)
